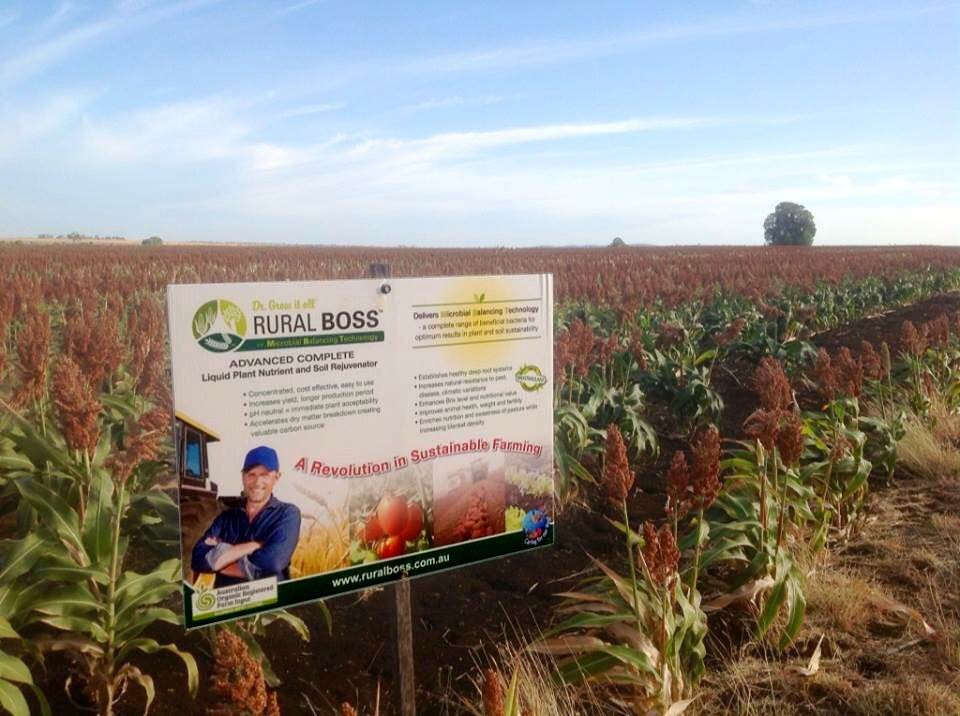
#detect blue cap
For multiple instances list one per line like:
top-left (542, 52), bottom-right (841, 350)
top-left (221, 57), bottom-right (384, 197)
top-left (242, 446), bottom-right (279, 472)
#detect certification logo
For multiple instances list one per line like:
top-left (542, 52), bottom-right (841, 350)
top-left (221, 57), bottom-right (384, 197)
top-left (515, 364), bottom-right (547, 392)
top-left (521, 508), bottom-right (550, 545)
top-left (192, 577), bottom-right (279, 619)
top-left (194, 585), bottom-right (217, 612)
top-left (193, 299), bottom-right (247, 353)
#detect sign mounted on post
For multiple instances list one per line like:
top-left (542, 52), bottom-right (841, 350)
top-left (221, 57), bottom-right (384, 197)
top-left (167, 274), bottom-right (554, 627)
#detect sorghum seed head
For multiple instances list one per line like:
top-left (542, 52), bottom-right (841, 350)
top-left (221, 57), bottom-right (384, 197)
top-left (900, 320), bottom-right (925, 357)
top-left (860, 340), bottom-right (883, 381)
top-left (744, 408), bottom-right (779, 451)
top-left (52, 355), bottom-right (101, 455)
top-left (639, 521), bottom-right (679, 587)
top-left (834, 346), bottom-right (862, 397)
top-left (665, 450), bottom-right (691, 519)
top-left (690, 424), bottom-right (721, 509)
top-left (753, 356), bottom-right (792, 411)
top-left (814, 348), bottom-right (837, 401)
top-left (602, 423), bottom-right (633, 510)
top-left (775, 411), bottom-right (805, 467)
top-left (482, 668), bottom-right (504, 716)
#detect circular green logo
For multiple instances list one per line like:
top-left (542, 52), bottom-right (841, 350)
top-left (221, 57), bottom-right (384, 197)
top-left (195, 590), bottom-right (217, 611)
top-left (193, 299), bottom-right (247, 353)
top-left (515, 364), bottom-right (548, 392)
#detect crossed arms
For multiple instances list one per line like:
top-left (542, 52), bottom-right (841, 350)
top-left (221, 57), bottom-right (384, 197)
top-left (200, 537), bottom-right (263, 578)
top-left (191, 502), bottom-right (301, 582)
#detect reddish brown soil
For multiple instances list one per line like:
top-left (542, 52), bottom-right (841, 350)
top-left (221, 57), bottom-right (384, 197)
top-left (431, 472), bottom-right (506, 547)
top-left (34, 292), bottom-right (960, 715)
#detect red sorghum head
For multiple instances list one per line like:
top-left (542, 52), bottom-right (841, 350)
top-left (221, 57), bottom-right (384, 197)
top-left (106, 405), bottom-right (169, 486)
top-left (860, 340), bottom-right (883, 381)
top-left (690, 424), bottom-right (721, 510)
top-left (833, 346), bottom-right (862, 398)
top-left (775, 411), bottom-right (805, 467)
top-left (63, 300), bottom-right (123, 389)
top-left (927, 315), bottom-right (950, 349)
top-left (602, 423), bottom-right (633, 509)
top-left (628, 327), bottom-right (648, 371)
top-left (568, 318), bottom-right (597, 376)
top-left (900, 320), bottom-right (925, 357)
top-left (656, 321), bottom-right (685, 350)
top-left (753, 356), bottom-right (792, 411)
top-left (714, 318), bottom-right (746, 347)
top-left (665, 450), bottom-right (691, 519)
top-left (52, 355), bottom-right (101, 455)
top-left (639, 521), bottom-right (680, 587)
top-left (206, 629), bottom-right (269, 716)
top-left (12, 305), bottom-right (51, 408)
top-left (744, 408), bottom-right (779, 451)
top-left (482, 668), bottom-right (504, 716)
top-left (814, 348), bottom-right (837, 401)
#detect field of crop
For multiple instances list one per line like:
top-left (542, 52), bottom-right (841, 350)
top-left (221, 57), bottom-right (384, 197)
top-left (1, 243), bottom-right (960, 715)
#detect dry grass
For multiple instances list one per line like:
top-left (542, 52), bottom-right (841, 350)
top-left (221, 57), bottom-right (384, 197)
top-left (806, 568), bottom-right (901, 634)
top-left (844, 678), bottom-right (960, 715)
top-left (445, 625), bottom-right (623, 716)
top-left (897, 405), bottom-right (960, 481)
top-left (696, 643), bottom-right (800, 715)
top-left (696, 414), bottom-right (960, 715)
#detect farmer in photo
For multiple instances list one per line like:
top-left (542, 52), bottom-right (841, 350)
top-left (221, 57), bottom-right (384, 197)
top-left (191, 445), bottom-right (301, 588)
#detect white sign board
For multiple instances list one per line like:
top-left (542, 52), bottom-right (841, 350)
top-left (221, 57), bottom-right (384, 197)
top-left (167, 274), bottom-right (554, 627)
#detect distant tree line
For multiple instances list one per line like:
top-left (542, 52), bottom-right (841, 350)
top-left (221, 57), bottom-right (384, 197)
top-left (37, 232), bottom-right (128, 242)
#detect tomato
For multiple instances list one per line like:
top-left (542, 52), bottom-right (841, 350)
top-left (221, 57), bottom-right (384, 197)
top-left (377, 534), bottom-right (406, 559)
top-left (361, 512), bottom-right (384, 542)
top-left (377, 496), bottom-right (408, 537)
top-left (400, 502), bottom-right (423, 541)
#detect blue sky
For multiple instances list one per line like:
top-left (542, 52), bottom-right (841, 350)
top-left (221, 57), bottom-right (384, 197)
top-left (1, 1), bottom-right (957, 246)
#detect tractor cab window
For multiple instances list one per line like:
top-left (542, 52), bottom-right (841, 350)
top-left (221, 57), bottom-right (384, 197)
top-left (184, 431), bottom-right (202, 477)
top-left (178, 424), bottom-right (205, 479)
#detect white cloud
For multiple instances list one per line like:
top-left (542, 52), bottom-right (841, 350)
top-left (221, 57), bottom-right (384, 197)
top-left (395, 6), bottom-right (948, 76)
top-left (0, 0), bottom-right (224, 88)
top-left (0, 91), bottom-right (92, 159)
top-left (72, 104), bottom-right (800, 179)
top-left (346, 118), bottom-right (704, 162)
top-left (277, 0), bottom-right (329, 16)
top-left (0, 16), bottom-right (117, 87)
top-left (318, 114), bottom-right (802, 170)
top-left (78, 96), bottom-right (251, 163)
top-left (272, 102), bottom-right (345, 119)
top-left (815, 204), bottom-right (960, 245)
top-left (396, 95), bottom-right (510, 114)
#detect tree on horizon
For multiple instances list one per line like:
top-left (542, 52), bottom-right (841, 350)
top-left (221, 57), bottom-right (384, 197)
top-left (763, 202), bottom-right (816, 246)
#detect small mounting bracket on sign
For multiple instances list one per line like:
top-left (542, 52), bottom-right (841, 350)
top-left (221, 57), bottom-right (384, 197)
top-left (369, 261), bottom-right (392, 296)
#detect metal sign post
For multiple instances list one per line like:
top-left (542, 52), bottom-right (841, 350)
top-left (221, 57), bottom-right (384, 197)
top-left (369, 262), bottom-right (416, 716)
top-left (395, 577), bottom-right (416, 716)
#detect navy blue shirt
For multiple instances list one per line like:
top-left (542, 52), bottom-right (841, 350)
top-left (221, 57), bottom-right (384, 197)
top-left (191, 496), bottom-right (301, 588)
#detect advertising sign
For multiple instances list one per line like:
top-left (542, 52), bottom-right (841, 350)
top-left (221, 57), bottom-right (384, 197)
top-left (167, 274), bottom-right (554, 627)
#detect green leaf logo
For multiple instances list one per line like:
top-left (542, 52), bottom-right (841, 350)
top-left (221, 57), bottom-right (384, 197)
top-left (219, 301), bottom-right (245, 335)
top-left (474, 292), bottom-right (485, 303)
top-left (192, 301), bottom-right (218, 339)
top-left (192, 299), bottom-right (247, 353)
